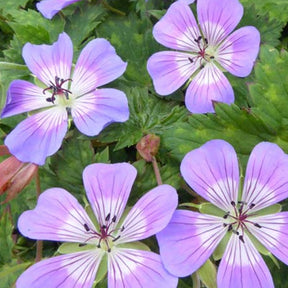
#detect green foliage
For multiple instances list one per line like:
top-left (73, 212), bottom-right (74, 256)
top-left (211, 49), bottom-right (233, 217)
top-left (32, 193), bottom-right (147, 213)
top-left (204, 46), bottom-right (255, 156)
top-left (1, 0), bottom-right (288, 287)
top-left (97, 14), bottom-right (160, 85)
top-left (98, 86), bottom-right (187, 150)
top-left (162, 103), bottom-right (274, 166)
top-left (0, 209), bottom-right (14, 266)
top-left (241, 0), bottom-right (288, 24)
top-left (197, 259), bottom-right (217, 288)
top-left (64, 3), bottom-right (107, 49)
top-left (0, 0), bottom-right (30, 17)
top-left (44, 136), bottom-right (95, 194)
top-left (0, 261), bottom-right (31, 288)
top-left (240, 4), bottom-right (283, 47)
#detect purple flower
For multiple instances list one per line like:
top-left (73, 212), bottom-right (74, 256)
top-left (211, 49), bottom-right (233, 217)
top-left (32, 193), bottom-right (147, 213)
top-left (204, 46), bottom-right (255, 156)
top-left (177, 0), bottom-right (195, 4)
top-left (36, 0), bottom-right (81, 19)
top-left (1, 33), bottom-right (129, 165)
top-left (147, 0), bottom-right (260, 113)
top-left (16, 163), bottom-right (178, 288)
top-left (157, 140), bottom-right (288, 287)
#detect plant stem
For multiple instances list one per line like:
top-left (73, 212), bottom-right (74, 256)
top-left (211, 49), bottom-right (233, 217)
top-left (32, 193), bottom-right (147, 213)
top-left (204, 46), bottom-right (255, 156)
top-left (35, 171), bottom-right (43, 262)
top-left (101, 0), bottom-right (125, 16)
top-left (152, 156), bottom-right (162, 185)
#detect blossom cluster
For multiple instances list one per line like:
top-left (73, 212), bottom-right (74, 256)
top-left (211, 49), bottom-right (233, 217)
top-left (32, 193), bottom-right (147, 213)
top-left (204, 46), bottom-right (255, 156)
top-left (1, 0), bottom-right (287, 288)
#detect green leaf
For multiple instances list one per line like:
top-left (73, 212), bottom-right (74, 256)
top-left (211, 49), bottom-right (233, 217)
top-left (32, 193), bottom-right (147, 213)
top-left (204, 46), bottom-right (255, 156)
top-left (94, 146), bottom-right (110, 164)
top-left (0, 208), bottom-right (14, 266)
top-left (7, 9), bottom-right (65, 44)
top-left (64, 3), bottom-right (107, 49)
top-left (57, 242), bottom-right (96, 254)
top-left (117, 241), bottom-right (151, 251)
top-left (255, 204), bottom-right (282, 216)
top-left (0, 0), bottom-right (30, 16)
top-left (162, 102), bottom-right (274, 166)
top-left (213, 233), bottom-right (231, 261)
top-left (97, 14), bottom-right (160, 85)
top-left (0, 261), bottom-right (31, 287)
top-left (248, 232), bottom-right (280, 268)
top-left (45, 137), bottom-right (95, 194)
top-left (250, 46), bottom-right (288, 145)
top-left (98, 86), bottom-right (187, 150)
top-left (199, 202), bottom-right (225, 218)
top-left (239, 4), bottom-right (283, 47)
top-left (94, 255), bottom-right (107, 285)
top-left (0, 62), bottom-right (28, 71)
top-left (197, 259), bottom-right (217, 288)
top-left (241, 0), bottom-right (288, 24)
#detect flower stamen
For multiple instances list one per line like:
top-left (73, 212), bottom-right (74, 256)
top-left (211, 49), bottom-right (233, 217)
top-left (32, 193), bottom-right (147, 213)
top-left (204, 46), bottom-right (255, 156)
top-left (223, 201), bottom-right (262, 243)
top-left (43, 76), bottom-right (72, 104)
top-left (81, 214), bottom-right (125, 252)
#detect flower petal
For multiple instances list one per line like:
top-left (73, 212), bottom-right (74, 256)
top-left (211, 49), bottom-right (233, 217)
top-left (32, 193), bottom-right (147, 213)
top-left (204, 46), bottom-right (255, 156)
top-left (71, 88), bottom-right (129, 136)
top-left (71, 38), bottom-right (127, 97)
top-left (16, 250), bottom-right (104, 288)
top-left (197, 0), bottom-right (243, 46)
top-left (117, 184), bottom-right (178, 244)
top-left (242, 142), bottom-right (288, 211)
top-left (18, 188), bottom-right (97, 243)
top-left (4, 107), bottom-right (68, 165)
top-left (180, 139), bottom-right (239, 212)
top-left (1, 80), bottom-right (53, 118)
top-left (83, 163), bottom-right (137, 227)
top-left (23, 32), bottom-right (73, 87)
top-left (217, 26), bottom-right (260, 77)
top-left (36, 0), bottom-right (81, 19)
top-left (147, 51), bottom-right (200, 95)
top-left (248, 212), bottom-right (288, 265)
top-left (157, 210), bottom-right (226, 277)
top-left (152, 1), bottom-right (200, 51)
top-left (185, 63), bottom-right (234, 113)
top-left (218, 234), bottom-right (274, 288)
top-left (108, 249), bottom-right (178, 288)
top-left (178, 0), bottom-right (195, 4)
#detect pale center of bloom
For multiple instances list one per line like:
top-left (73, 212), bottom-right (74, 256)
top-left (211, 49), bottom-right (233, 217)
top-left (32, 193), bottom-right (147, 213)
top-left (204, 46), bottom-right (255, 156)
top-left (187, 36), bottom-right (217, 69)
top-left (80, 213), bottom-right (125, 253)
top-left (43, 76), bottom-right (74, 107)
top-left (223, 201), bottom-right (262, 243)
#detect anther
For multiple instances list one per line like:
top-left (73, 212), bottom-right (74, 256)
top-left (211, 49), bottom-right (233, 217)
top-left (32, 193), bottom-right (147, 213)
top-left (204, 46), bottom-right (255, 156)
top-left (239, 235), bottom-right (245, 243)
top-left (112, 215), bottom-right (117, 222)
top-left (188, 57), bottom-right (194, 63)
top-left (254, 223), bottom-right (262, 228)
top-left (231, 201), bottom-right (236, 207)
top-left (84, 223), bottom-right (90, 232)
top-left (223, 212), bottom-right (230, 219)
top-left (249, 203), bottom-right (256, 209)
top-left (112, 235), bottom-right (121, 242)
top-left (105, 213), bottom-right (111, 222)
top-left (79, 243), bottom-right (87, 247)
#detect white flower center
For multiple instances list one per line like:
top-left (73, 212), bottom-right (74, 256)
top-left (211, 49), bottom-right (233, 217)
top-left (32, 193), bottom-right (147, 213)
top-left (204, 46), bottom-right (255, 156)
top-left (43, 76), bottom-right (74, 108)
top-left (223, 201), bottom-right (261, 243)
